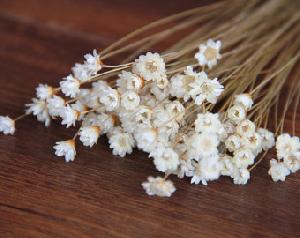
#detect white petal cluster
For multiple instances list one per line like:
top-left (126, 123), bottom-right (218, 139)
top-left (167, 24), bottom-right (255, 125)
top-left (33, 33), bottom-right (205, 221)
top-left (132, 52), bottom-right (166, 81)
top-left (142, 176), bottom-right (176, 197)
top-left (79, 126), bottom-right (100, 147)
top-left (108, 129), bottom-right (135, 157)
top-left (47, 96), bottom-right (65, 117)
top-left (26, 98), bottom-right (51, 126)
top-left (195, 39), bottom-right (222, 69)
top-left (0, 116), bottom-right (15, 135)
top-left (36, 84), bottom-right (53, 100)
top-left (268, 133), bottom-right (300, 181)
top-left (59, 105), bottom-right (79, 128)
top-left (54, 140), bottom-right (76, 162)
top-left (60, 75), bottom-right (80, 98)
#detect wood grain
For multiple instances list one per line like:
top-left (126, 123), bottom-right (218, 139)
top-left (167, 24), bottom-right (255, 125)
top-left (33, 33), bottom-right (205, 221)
top-left (0, 1), bottom-right (299, 237)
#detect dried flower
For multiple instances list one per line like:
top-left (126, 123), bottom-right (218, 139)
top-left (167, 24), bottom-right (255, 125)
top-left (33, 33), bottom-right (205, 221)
top-left (195, 39), bottom-right (221, 69)
top-left (0, 116), bottom-right (15, 135)
top-left (142, 176), bottom-right (176, 197)
top-left (54, 140), bottom-right (76, 162)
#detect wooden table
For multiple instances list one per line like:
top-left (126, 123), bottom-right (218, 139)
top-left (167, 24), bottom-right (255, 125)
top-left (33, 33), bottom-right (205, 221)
top-left (0, 1), bottom-right (299, 237)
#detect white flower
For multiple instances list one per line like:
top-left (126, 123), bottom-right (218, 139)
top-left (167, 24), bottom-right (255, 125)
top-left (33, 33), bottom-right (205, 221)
top-left (195, 39), bottom-right (221, 69)
top-left (132, 52), bottom-right (166, 81)
top-left (232, 168), bottom-right (250, 185)
top-left (60, 75), bottom-right (80, 98)
top-left (236, 119), bottom-right (255, 138)
top-left (142, 176), bottom-right (176, 197)
top-left (36, 84), bottom-right (53, 100)
top-left (121, 91), bottom-right (140, 111)
top-left (241, 133), bottom-right (263, 155)
top-left (133, 106), bottom-right (152, 127)
top-left (195, 112), bottom-right (223, 134)
top-left (258, 128), bottom-right (275, 151)
top-left (153, 148), bottom-right (179, 172)
top-left (187, 133), bottom-right (219, 160)
top-left (191, 156), bottom-right (222, 185)
top-left (72, 63), bottom-right (90, 82)
top-left (0, 116), bottom-right (15, 135)
top-left (188, 72), bottom-right (224, 105)
top-left (109, 131), bottom-right (135, 157)
top-left (79, 126), bottom-right (101, 147)
top-left (227, 104), bottom-right (246, 124)
top-left (276, 133), bottom-right (300, 159)
top-left (54, 140), bottom-right (76, 162)
top-left (83, 49), bottom-right (102, 76)
top-left (59, 105), bottom-right (79, 128)
top-left (134, 127), bottom-right (157, 153)
top-left (156, 75), bottom-right (169, 89)
top-left (233, 148), bottom-right (255, 168)
top-left (268, 159), bottom-right (290, 182)
top-left (165, 101), bottom-right (185, 122)
top-left (26, 98), bottom-right (50, 127)
top-left (99, 88), bottom-right (120, 111)
top-left (283, 155), bottom-right (300, 173)
top-left (225, 134), bottom-right (241, 152)
top-left (170, 74), bottom-right (189, 98)
top-left (234, 94), bottom-right (253, 111)
top-left (220, 155), bottom-right (235, 177)
top-left (117, 71), bottom-right (144, 93)
top-left (47, 96), bottom-right (65, 117)
top-left (150, 82), bottom-right (170, 101)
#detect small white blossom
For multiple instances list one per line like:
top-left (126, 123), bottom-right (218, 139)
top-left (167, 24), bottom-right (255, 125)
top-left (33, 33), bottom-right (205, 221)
top-left (54, 140), bottom-right (76, 162)
top-left (121, 91), bottom-right (140, 111)
top-left (132, 52), bottom-right (166, 81)
top-left (241, 133), bottom-right (263, 155)
top-left (142, 176), bottom-right (176, 197)
top-left (276, 133), bottom-right (300, 159)
top-left (109, 131), bottom-right (135, 157)
top-left (47, 96), bottom-right (65, 117)
top-left (283, 155), bottom-right (300, 173)
top-left (225, 134), bottom-right (241, 152)
top-left (99, 88), bottom-right (120, 111)
top-left (220, 155), bottom-right (235, 177)
top-left (234, 94), bottom-right (253, 111)
top-left (268, 159), bottom-right (290, 182)
top-left (233, 148), bottom-right (255, 168)
top-left (117, 71), bottom-right (143, 93)
top-left (0, 116), bottom-right (15, 135)
top-left (134, 127), bottom-right (157, 153)
top-left (153, 148), bottom-right (179, 172)
top-left (83, 49), bottom-right (102, 76)
top-left (195, 39), bottom-right (221, 69)
top-left (170, 74), bottom-right (190, 98)
top-left (79, 126), bottom-right (101, 147)
top-left (60, 75), bottom-right (80, 98)
top-left (165, 101), bottom-right (185, 122)
top-left (236, 119), bottom-right (256, 138)
top-left (72, 63), bottom-right (90, 82)
top-left (26, 98), bottom-right (50, 127)
top-left (187, 133), bottom-right (219, 160)
top-left (227, 104), bottom-right (246, 124)
top-left (36, 84), bottom-right (53, 100)
top-left (60, 105), bottom-right (79, 128)
top-left (232, 168), bottom-right (250, 185)
top-left (195, 112), bottom-right (223, 134)
top-left (156, 75), bottom-right (169, 89)
top-left (150, 82), bottom-right (170, 101)
top-left (188, 72), bottom-right (224, 105)
top-left (258, 128), bottom-right (275, 150)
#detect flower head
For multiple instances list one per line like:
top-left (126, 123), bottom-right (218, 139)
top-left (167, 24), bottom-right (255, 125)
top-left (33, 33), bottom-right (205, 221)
top-left (109, 131), bottom-right (135, 157)
top-left (36, 84), bottom-right (53, 100)
top-left (234, 94), bottom-right (253, 111)
top-left (195, 112), bottom-right (223, 134)
top-left (47, 96), bottom-right (65, 117)
top-left (195, 39), bottom-right (221, 69)
top-left (142, 176), bottom-right (176, 197)
top-left (121, 90), bottom-right (140, 111)
top-left (60, 75), bottom-right (80, 98)
top-left (79, 126), bottom-right (101, 147)
top-left (26, 98), bottom-right (50, 126)
top-left (153, 147), bottom-right (179, 172)
top-left (54, 140), bottom-right (76, 162)
top-left (268, 159), bottom-right (290, 182)
top-left (276, 133), bottom-right (300, 159)
top-left (227, 104), bottom-right (246, 124)
top-left (0, 116), bottom-right (15, 135)
top-left (59, 105), bottom-right (79, 128)
top-left (132, 52), bottom-right (166, 81)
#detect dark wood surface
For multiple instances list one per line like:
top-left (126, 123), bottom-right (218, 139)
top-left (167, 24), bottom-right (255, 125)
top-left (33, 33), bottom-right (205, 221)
top-left (0, 1), bottom-right (299, 237)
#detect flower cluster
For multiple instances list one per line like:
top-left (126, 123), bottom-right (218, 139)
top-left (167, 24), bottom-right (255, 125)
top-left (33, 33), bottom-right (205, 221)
top-left (0, 39), bottom-right (299, 197)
